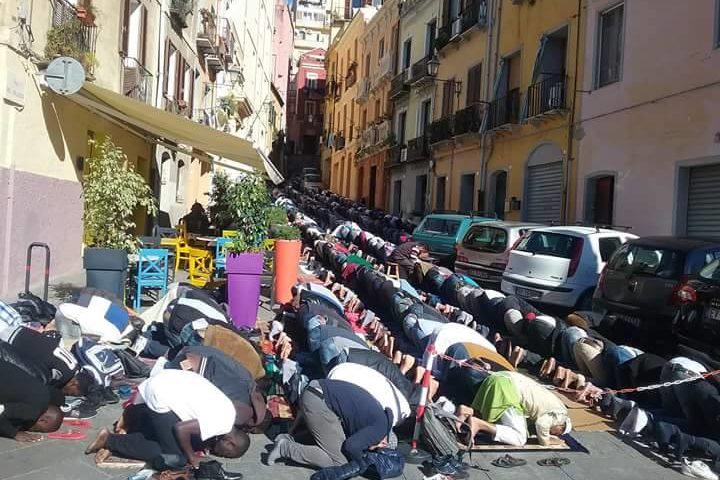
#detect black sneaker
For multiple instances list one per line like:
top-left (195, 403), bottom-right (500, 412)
top-left (85, 387), bottom-right (106, 408)
top-left (66, 404), bottom-right (98, 420)
top-left (424, 456), bottom-right (469, 479)
top-left (102, 387), bottom-right (120, 405)
top-left (194, 460), bottom-right (243, 480)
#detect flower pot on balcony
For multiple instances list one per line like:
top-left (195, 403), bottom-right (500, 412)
top-left (226, 252), bottom-right (264, 329)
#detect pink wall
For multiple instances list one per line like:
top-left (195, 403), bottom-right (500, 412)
top-left (575, 0), bottom-right (720, 236)
top-left (273, 0), bottom-right (294, 117)
top-left (288, 49), bottom-right (327, 153)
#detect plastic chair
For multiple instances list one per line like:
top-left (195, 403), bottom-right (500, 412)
top-left (134, 248), bottom-right (169, 309)
top-left (222, 230), bottom-right (239, 238)
top-left (385, 262), bottom-right (401, 280)
top-left (214, 237), bottom-right (233, 273)
top-left (188, 247), bottom-right (214, 288)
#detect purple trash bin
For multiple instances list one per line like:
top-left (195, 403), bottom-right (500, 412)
top-left (225, 252), bottom-right (264, 329)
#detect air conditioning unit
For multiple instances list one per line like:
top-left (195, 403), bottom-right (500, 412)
top-left (451, 17), bottom-right (462, 37)
top-left (400, 147), bottom-right (408, 162)
top-left (122, 66), bottom-right (140, 96)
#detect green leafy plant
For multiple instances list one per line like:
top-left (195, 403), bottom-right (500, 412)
top-left (82, 137), bottom-right (157, 251)
top-left (208, 170), bottom-right (235, 231)
top-left (44, 18), bottom-right (97, 73)
top-left (210, 172), bottom-right (271, 254)
top-left (270, 223), bottom-right (301, 240)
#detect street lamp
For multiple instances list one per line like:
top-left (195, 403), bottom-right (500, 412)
top-left (426, 53), bottom-right (461, 97)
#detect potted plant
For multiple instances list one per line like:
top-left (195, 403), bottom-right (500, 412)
top-left (82, 137), bottom-right (157, 300)
top-left (268, 207), bottom-right (301, 305)
top-left (213, 172), bottom-right (271, 328)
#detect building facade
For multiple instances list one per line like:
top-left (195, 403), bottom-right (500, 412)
top-left (387, 0), bottom-right (438, 219)
top-left (287, 48), bottom-right (327, 178)
top-left (354, 0), bottom-right (399, 208)
top-left (574, 0), bottom-right (720, 236)
top-left (325, 6), bottom-right (378, 197)
top-left (293, 0), bottom-right (333, 65)
top-left (273, 0), bottom-right (294, 119)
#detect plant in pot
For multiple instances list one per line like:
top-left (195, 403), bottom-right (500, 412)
top-left (216, 172), bottom-right (271, 329)
top-left (82, 137), bottom-right (157, 300)
top-left (268, 207), bottom-right (301, 305)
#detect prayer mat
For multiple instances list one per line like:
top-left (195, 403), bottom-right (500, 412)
top-left (96, 456), bottom-right (147, 468)
top-left (268, 394), bottom-right (294, 419)
top-left (468, 433), bottom-right (588, 453)
top-left (561, 395), bottom-right (615, 432)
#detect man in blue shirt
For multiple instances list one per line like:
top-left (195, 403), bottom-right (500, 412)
top-left (266, 379), bottom-right (391, 469)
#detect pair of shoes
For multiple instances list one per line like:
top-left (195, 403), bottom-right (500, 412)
top-left (681, 458), bottom-right (719, 480)
top-left (266, 434), bottom-right (292, 465)
top-left (423, 455), bottom-right (469, 479)
top-left (66, 402), bottom-right (98, 420)
top-left (86, 386), bottom-right (120, 407)
top-left (491, 454), bottom-right (526, 469)
top-left (194, 460), bottom-right (243, 480)
top-left (619, 405), bottom-right (652, 437)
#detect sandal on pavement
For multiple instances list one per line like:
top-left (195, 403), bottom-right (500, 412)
top-left (491, 454), bottom-right (527, 468)
top-left (63, 418), bottom-right (92, 429)
top-left (537, 457), bottom-right (571, 467)
top-left (47, 429), bottom-right (87, 440)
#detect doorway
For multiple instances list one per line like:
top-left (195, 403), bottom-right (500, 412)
top-left (585, 175), bottom-right (615, 225)
top-left (393, 179), bottom-right (402, 214)
top-left (369, 166), bottom-right (377, 209)
top-left (491, 170), bottom-right (507, 219)
top-left (459, 173), bottom-right (475, 213)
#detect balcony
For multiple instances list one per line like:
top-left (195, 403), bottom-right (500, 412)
top-left (45, 0), bottom-right (98, 75)
top-left (389, 71), bottom-right (410, 100)
top-left (428, 115), bottom-right (454, 144)
top-left (487, 88), bottom-right (521, 131)
top-left (196, 9), bottom-right (227, 72)
top-left (169, 0), bottom-right (193, 30)
top-left (407, 135), bottom-right (430, 163)
top-left (526, 74), bottom-right (568, 119)
top-left (389, 144), bottom-right (407, 166)
top-left (359, 120), bottom-right (393, 156)
top-left (220, 18), bottom-right (234, 65)
top-left (346, 62), bottom-right (357, 88)
top-left (372, 53), bottom-right (395, 90)
top-left (454, 103), bottom-right (485, 136)
top-left (335, 133), bottom-right (346, 150)
top-left (357, 78), bottom-right (370, 103)
top-left (460, 0), bottom-right (489, 33)
top-left (410, 55), bottom-right (433, 87)
top-left (122, 56), bottom-right (153, 104)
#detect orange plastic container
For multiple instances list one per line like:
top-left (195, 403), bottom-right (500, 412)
top-left (273, 239), bottom-right (302, 305)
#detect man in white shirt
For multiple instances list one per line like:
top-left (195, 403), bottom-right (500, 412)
top-left (85, 369), bottom-right (249, 471)
top-left (327, 363), bottom-right (411, 428)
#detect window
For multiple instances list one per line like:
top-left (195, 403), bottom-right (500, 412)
top-left (517, 232), bottom-right (583, 259)
top-left (306, 72), bottom-right (319, 89)
top-left (419, 99), bottom-right (432, 136)
top-left (305, 101), bottom-right (316, 117)
top-left (415, 175), bottom-right (428, 215)
top-left (466, 63), bottom-right (482, 105)
top-left (436, 176), bottom-right (447, 210)
top-left (420, 218), bottom-right (460, 236)
top-left (608, 244), bottom-right (683, 279)
top-left (426, 19), bottom-right (437, 57)
top-left (598, 237), bottom-right (622, 262)
top-left (402, 39), bottom-right (412, 70)
top-left (463, 227), bottom-right (508, 253)
top-left (596, 3), bottom-right (624, 88)
top-left (586, 175), bottom-right (615, 225)
top-left (700, 258), bottom-right (720, 283)
top-left (393, 180), bottom-right (403, 214)
top-left (398, 111), bottom-right (407, 144)
top-left (441, 79), bottom-right (456, 116)
top-left (379, 38), bottom-right (385, 59)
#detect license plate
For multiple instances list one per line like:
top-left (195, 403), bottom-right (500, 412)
top-left (616, 314), bottom-right (641, 327)
top-left (705, 307), bottom-right (720, 321)
top-left (469, 269), bottom-right (489, 279)
top-left (515, 287), bottom-right (542, 300)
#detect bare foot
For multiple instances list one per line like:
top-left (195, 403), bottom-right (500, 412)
top-left (553, 366), bottom-right (567, 386)
top-left (509, 346), bottom-right (526, 368)
top-left (428, 378), bottom-right (440, 400)
top-left (400, 355), bottom-right (416, 375)
top-left (540, 357), bottom-right (557, 378)
top-left (562, 370), bottom-right (576, 390)
top-left (384, 336), bottom-right (395, 356)
top-left (393, 350), bottom-right (402, 364)
top-left (413, 365), bottom-right (426, 383)
top-left (94, 448), bottom-right (112, 465)
top-left (85, 428), bottom-right (110, 454)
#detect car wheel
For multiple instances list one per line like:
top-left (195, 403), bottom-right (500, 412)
top-left (575, 289), bottom-right (594, 311)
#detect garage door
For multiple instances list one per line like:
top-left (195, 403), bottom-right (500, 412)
top-left (526, 162), bottom-right (563, 223)
top-left (687, 164), bottom-right (720, 236)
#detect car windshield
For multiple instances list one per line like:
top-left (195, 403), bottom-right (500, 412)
top-left (699, 259), bottom-right (720, 283)
top-left (305, 175), bottom-right (321, 182)
top-left (463, 227), bottom-right (507, 253)
top-left (420, 218), bottom-right (461, 236)
top-left (607, 244), bottom-right (683, 279)
top-left (516, 232), bottom-right (581, 259)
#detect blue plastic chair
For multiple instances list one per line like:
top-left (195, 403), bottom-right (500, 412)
top-left (134, 248), bottom-right (169, 309)
top-left (214, 237), bottom-right (233, 274)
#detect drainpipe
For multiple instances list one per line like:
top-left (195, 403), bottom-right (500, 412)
top-left (479, 0), bottom-right (500, 206)
top-left (563, 0), bottom-right (582, 223)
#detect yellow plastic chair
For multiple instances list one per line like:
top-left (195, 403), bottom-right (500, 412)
top-left (222, 230), bottom-right (239, 238)
top-left (161, 223), bottom-right (191, 271)
top-left (188, 247), bottom-right (214, 288)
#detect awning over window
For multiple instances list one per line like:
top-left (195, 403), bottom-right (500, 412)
top-left (65, 83), bottom-right (283, 184)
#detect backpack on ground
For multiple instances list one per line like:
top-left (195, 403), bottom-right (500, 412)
top-left (71, 337), bottom-right (124, 387)
top-left (421, 404), bottom-right (460, 457)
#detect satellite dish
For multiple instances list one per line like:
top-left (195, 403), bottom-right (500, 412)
top-left (45, 57), bottom-right (85, 95)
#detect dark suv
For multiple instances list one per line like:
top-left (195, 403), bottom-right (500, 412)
top-left (593, 237), bottom-right (720, 339)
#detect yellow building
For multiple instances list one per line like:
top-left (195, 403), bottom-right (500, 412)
top-left (355, 0), bottom-right (400, 208)
top-left (324, 6), bottom-right (378, 198)
top-left (387, 0), bottom-right (440, 219)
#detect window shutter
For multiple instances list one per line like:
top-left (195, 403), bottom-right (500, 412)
top-left (121, 0), bottom-right (130, 55)
top-left (140, 6), bottom-right (148, 65)
top-left (162, 39), bottom-right (170, 95)
top-left (442, 79), bottom-right (454, 116)
top-left (188, 69), bottom-right (195, 117)
top-left (466, 63), bottom-right (482, 105)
